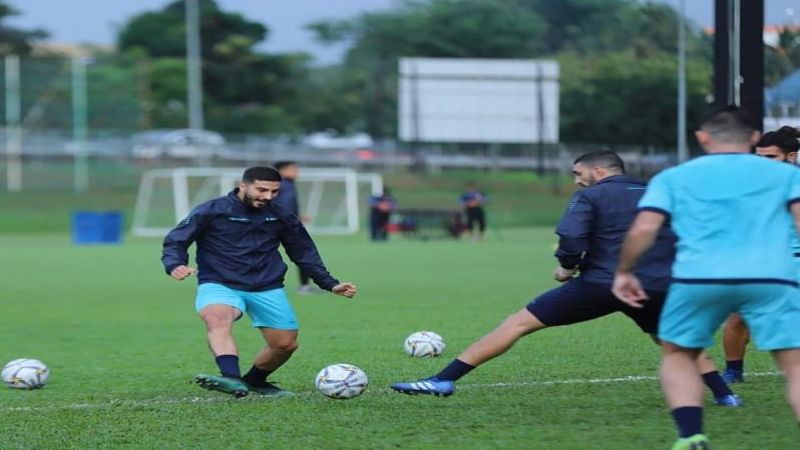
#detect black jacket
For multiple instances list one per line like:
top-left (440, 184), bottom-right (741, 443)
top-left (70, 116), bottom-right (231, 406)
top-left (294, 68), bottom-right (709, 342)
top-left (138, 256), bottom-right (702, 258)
top-left (555, 175), bottom-right (676, 291)
top-left (162, 189), bottom-right (339, 292)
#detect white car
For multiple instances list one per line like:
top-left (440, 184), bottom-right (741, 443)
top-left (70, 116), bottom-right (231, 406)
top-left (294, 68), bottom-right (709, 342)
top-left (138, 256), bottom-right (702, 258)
top-left (132, 129), bottom-right (226, 159)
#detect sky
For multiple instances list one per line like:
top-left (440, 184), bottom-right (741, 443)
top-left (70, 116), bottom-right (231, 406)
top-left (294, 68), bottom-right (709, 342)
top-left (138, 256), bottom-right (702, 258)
top-left (6, 0), bottom-right (800, 65)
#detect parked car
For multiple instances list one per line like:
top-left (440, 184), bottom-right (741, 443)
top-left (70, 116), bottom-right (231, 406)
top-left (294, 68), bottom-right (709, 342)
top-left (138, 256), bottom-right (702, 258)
top-left (131, 129), bottom-right (226, 159)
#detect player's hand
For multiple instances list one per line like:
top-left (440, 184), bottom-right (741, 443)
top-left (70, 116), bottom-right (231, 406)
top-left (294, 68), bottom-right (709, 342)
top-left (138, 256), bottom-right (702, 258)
top-left (332, 282), bottom-right (357, 298)
top-left (170, 265), bottom-right (197, 281)
top-left (612, 272), bottom-right (648, 308)
top-left (554, 266), bottom-right (577, 282)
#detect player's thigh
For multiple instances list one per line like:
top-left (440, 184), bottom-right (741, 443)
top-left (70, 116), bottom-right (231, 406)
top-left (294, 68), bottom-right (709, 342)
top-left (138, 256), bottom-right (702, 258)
top-left (618, 290), bottom-right (666, 334)
top-left (526, 279), bottom-right (617, 327)
top-left (196, 283), bottom-right (246, 321)
top-left (658, 283), bottom-right (736, 349)
top-left (738, 283), bottom-right (800, 351)
top-left (243, 288), bottom-right (299, 330)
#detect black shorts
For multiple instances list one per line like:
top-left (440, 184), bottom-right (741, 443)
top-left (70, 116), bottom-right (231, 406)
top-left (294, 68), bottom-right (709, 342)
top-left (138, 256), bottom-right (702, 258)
top-left (525, 278), bottom-right (665, 333)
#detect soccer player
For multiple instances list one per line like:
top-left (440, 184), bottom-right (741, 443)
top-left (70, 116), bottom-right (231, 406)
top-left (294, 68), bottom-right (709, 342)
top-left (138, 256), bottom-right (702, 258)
top-left (272, 161), bottom-right (315, 295)
top-left (613, 107), bottom-right (800, 450)
top-left (460, 182), bottom-right (487, 240)
top-left (369, 187), bottom-right (396, 242)
top-left (162, 166), bottom-right (357, 397)
top-left (391, 151), bottom-right (739, 408)
top-left (722, 126), bottom-right (800, 383)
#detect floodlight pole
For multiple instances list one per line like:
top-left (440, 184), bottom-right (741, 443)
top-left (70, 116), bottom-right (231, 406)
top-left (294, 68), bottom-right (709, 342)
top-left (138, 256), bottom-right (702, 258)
top-left (186, 0), bottom-right (204, 130)
top-left (72, 57), bottom-right (89, 193)
top-left (677, 0), bottom-right (689, 163)
top-left (5, 54), bottom-right (22, 192)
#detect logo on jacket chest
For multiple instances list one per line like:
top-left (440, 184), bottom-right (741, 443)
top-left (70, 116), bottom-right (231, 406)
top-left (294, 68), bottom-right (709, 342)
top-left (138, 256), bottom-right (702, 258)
top-left (226, 216), bottom-right (278, 223)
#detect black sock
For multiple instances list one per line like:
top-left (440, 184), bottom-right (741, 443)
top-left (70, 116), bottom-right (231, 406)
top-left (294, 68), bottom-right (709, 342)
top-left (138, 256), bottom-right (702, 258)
top-left (702, 371), bottom-right (734, 397)
top-left (215, 355), bottom-right (241, 379)
top-left (434, 359), bottom-right (475, 381)
top-left (242, 365), bottom-right (272, 386)
top-left (726, 360), bottom-right (744, 372)
top-left (671, 406), bottom-right (703, 438)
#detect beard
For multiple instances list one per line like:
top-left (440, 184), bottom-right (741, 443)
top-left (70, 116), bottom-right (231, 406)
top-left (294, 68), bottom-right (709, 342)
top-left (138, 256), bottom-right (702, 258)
top-left (243, 193), bottom-right (268, 209)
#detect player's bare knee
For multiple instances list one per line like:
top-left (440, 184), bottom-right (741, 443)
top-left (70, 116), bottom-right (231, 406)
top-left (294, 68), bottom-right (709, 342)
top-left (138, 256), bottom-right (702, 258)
top-left (272, 340), bottom-right (299, 354)
top-left (200, 312), bottom-right (234, 331)
top-left (502, 309), bottom-right (545, 336)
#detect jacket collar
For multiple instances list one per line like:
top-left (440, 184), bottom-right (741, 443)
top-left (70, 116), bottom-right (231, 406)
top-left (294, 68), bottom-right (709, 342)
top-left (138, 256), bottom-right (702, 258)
top-left (595, 174), bottom-right (644, 186)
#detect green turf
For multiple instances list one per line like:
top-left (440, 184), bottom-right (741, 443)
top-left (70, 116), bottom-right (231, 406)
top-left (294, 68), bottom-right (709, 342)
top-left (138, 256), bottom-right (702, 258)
top-left (0, 230), bottom-right (795, 449)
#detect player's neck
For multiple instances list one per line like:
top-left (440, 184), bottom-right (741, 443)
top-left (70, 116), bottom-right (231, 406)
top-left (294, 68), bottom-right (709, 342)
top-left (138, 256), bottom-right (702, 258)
top-left (705, 145), bottom-right (751, 154)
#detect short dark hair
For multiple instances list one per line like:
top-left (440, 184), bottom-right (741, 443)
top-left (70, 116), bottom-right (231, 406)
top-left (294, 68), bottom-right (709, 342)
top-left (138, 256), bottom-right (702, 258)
top-left (273, 161), bottom-right (297, 171)
top-left (573, 151), bottom-right (625, 173)
top-left (756, 126), bottom-right (800, 154)
top-left (699, 105), bottom-right (758, 144)
top-left (242, 166), bottom-right (281, 183)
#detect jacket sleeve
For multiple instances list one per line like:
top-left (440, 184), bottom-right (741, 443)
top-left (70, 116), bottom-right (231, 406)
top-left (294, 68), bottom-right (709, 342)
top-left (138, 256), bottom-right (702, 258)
top-left (554, 192), bottom-right (594, 269)
top-left (161, 204), bottom-right (210, 275)
top-left (278, 216), bottom-right (340, 291)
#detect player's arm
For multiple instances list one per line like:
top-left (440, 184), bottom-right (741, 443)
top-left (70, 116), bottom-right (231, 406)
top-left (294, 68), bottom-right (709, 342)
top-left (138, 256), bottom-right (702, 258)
top-left (553, 193), bottom-right (593, 280)
top-left (161, 205), bottom-right (208, 280)
top-left (613, 210), bottom-right (666, 306)
top-left (278, 218), bottom-right (356, 298)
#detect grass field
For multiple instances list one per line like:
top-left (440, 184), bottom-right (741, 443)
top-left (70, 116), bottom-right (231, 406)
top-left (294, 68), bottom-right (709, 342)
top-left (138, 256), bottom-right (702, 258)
top-left (0, 229), bottom-right (797, 450)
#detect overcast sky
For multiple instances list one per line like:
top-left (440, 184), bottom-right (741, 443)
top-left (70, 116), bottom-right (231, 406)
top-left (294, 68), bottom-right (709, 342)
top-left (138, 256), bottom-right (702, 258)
top-left (6, 0), bottom-right (799, 65)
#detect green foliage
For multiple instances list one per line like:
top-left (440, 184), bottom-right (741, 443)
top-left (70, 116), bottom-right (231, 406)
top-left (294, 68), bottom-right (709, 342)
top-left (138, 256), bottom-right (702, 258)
top-left (0, 232), bottom-right (797, 449)
top-left (0, 1), bottom-right (47, 55)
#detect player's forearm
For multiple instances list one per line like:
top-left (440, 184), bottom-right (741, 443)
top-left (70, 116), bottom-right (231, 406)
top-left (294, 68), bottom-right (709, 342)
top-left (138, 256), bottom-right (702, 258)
top-left (555, 236), bottom-right (587, 269)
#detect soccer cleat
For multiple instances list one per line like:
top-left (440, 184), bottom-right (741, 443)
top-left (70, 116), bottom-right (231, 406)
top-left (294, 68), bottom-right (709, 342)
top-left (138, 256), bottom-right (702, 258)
top-left (390, 377), bottom-right (455, 397)
top-left (671, 434), bottom-right (709, 450)
top-left (243, 380), bottom-right (294, 397)
top-left (722, 369), bottom-right (744, 384)
top-left (714, 394), bottom-right (743, 407)
top-left (193, 374), bottom-right (249, 397)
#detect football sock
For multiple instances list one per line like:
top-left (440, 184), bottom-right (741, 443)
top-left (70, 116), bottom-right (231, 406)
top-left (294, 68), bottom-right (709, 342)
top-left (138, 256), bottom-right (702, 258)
top-left (726, 360), bottom-right (744, 372)
top-left (671, 406), bottom-right (703, 438)
top-left (701, 371), bottom-right (733, 397)
top-left (434, 359), bottom-right (475, 381)
top-left (243, 365), bottom-right (272, 386)
top-left (215, 355), bottom-right (241, 379)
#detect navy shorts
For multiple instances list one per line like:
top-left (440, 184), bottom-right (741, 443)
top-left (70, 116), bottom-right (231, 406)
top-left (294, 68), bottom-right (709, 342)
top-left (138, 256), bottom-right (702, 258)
top-left (525, 278), bottom-right (666, 333)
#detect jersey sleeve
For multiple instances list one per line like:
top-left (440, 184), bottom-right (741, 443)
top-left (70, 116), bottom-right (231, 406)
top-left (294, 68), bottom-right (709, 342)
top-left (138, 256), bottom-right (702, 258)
top-left (788, 168), bottom-right (800, 207)
top-left (554, 192), bottom-right (593, 268)
top-left (161, 203), bottom-right (210, 275)
top-left (638, 172), bottom-right (673, 218)
top-left (278, 215), bottom-right (340, 291)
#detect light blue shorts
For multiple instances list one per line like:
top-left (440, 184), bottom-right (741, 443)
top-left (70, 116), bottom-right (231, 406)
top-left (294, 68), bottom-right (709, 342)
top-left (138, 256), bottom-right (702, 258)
top-left (195, 283), bottom-right (298, 330)
top-left (659, 282), bottom-right (800, 351)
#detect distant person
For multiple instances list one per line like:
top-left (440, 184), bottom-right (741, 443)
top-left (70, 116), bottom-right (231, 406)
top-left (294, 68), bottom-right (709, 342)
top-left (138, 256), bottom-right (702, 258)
top-left (272, 161), bottom-right (314, 295)
top-left (162, 166), bottom-right (357, 398)
top-left (369, 188), bottom-right (396, 241)
top-left (392, 151), bottom-right (738, 412)
top-left (613, 107), bottom-right (800, 449)
top-left (460, 182), bottom-right (487, 240)
top-left (722, 125), bottom-right (800, 384)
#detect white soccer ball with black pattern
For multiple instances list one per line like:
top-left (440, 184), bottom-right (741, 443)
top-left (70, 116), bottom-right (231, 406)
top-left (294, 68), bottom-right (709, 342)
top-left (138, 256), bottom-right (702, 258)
top-left (315, 363), bottom-right (368, 399)
top-left (403, 331), bottom-right (445, 357)
top-left (2, 359), bottom-right (50, 389)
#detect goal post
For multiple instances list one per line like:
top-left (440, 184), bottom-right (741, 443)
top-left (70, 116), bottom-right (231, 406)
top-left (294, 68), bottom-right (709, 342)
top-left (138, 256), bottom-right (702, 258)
top-left (131, 167), bottom-right (383, 237)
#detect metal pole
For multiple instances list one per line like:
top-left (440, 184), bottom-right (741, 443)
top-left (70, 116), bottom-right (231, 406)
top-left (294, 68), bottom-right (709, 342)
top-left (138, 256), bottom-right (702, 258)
top-left (72, 57), bottom-right (89, 193)
top-left (186, 0), bottom-right (204, 130)
top-left (5, 54), bottom-right (22, 192)
top-left (677, 0), bottom-right (689, 162)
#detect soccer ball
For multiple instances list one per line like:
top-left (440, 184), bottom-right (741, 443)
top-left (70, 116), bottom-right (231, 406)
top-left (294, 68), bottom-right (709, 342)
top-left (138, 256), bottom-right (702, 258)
top-left (2, 359), bottom-right (50, 389)
top-left (403, 331), bottom-right (446, 357)
top-left (315, 363), bottom-right (368, 399)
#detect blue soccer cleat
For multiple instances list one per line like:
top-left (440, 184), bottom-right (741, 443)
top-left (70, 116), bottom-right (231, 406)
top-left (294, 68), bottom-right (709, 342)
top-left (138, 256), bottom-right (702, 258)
top-left (714, 393), bottom-right (743, 407)
top-left (391, 377), bottom-right (455, 397)
top-left (722, 368), bottom-right (744, 384)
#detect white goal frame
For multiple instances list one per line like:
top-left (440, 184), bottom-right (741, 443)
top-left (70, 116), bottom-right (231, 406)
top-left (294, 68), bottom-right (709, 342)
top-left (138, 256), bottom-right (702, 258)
top-left (131, 167), bottom-right (383, 237)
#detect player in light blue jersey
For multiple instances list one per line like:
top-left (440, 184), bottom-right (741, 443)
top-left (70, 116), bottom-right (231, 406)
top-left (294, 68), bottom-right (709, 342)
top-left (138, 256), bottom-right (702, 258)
top-left (612, 106), bottom-right (800, 450)
top-left (722, 125), bottom-right (800, 383)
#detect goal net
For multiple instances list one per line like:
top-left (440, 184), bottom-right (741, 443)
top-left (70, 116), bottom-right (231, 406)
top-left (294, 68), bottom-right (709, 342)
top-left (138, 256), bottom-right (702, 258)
top-left (131, 167), bottom-right (383, 237)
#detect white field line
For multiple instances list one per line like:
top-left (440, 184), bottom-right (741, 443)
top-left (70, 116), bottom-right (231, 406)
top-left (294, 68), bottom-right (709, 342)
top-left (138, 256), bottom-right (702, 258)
top-left (0, 371), bottom-right (783, 413)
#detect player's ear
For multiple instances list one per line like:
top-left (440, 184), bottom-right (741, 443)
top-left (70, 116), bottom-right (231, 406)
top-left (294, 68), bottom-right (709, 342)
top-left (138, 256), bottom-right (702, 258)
top-left (748, 130), bottom-right (761, 146)
top-left (694, 130), bottom-right (710, 147)
top-left (789, 152), bottom-right (798, 164)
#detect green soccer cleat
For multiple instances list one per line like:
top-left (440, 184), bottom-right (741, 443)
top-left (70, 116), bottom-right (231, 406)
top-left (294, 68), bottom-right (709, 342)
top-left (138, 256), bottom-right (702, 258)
top-left (244, 380), bottom-right (294, 397)
top-left (193, 374), bottom-right (249, 397)
top-left (671, 434), bottom-right (710, 450)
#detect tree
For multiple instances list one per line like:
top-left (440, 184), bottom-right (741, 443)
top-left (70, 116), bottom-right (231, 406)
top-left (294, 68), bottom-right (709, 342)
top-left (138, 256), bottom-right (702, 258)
top-left (0, 1), bottom-right (48, 55)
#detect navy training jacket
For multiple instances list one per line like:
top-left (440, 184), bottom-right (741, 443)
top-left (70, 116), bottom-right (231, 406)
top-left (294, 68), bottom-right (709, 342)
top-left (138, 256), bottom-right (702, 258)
top-left (161, 189), bottom-right (339, 292)
top-left (555, 175), bottom-right (676, 291)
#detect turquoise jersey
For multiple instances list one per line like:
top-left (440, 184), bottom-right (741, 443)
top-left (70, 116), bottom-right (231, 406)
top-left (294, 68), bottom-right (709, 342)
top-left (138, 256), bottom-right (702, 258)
top-left (639, 153), bottom-right (800, 283)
